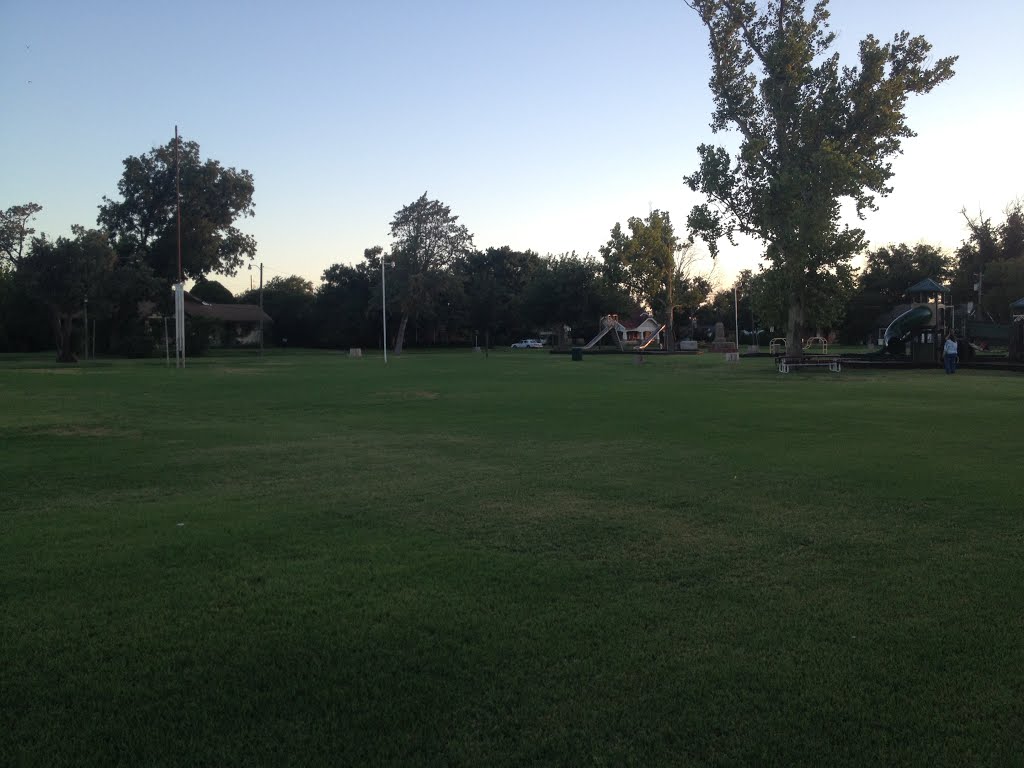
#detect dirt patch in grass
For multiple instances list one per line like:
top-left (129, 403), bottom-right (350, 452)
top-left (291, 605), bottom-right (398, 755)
top-left (372, 390), bottom-right (441, 401)
top-left (38, 426), bottom-right (140, 438)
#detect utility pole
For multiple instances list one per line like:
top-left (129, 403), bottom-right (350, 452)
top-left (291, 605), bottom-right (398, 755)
top-left (259, 262), bottom-right (264, 356)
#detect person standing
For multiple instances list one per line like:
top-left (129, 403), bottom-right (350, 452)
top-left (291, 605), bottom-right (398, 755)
top-left (943, 331), bottom-right (959, 374)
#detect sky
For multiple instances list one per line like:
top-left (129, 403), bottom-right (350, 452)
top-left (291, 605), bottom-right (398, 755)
top-left (3, 0), bottom-right (1022, 296)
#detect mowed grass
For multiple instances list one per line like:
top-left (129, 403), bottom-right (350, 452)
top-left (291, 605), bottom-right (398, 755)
top-left (2, 349), bottom-right (1022, 767)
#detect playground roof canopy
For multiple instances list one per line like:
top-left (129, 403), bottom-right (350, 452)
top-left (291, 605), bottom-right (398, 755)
top-left (906, 278), bottom-right (949, 294)
top-left (182, 291), bottom-right (272, 323)
top-left (1011, 297), bottom-right (1024, 309)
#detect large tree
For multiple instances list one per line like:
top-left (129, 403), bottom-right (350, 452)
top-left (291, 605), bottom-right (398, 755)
top-left (97, 137), bottom-right (256, 286)
top-left (240, 275), bottom-right (316, 347)
top-left (456, 246), bottom-right (542, 348)
top-left (952, 202), bottom-right (1024, 323)
top-left (23, 227), bottom-right (117, 362)
top-left (385, 194), bottom-right (473, 355)
top-left (600, 210), bottom-right (699, 350)
top-left (684, 0), bottom-right (956, 354)
top-left (317, 259), bottom-right (375, 349)
top-left (523, 252), bottom-right (627, 343)
top-left (0, 203), bottom-right (43, 269)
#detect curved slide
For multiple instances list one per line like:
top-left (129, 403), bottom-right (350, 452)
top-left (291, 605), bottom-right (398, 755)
top-left (883, 305), bottom-right (932, 353)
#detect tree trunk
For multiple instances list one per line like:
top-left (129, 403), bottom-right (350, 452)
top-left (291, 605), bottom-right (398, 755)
top-left (393, 313), bottom-right (409, 356)
top-left (52, 311), bottom-right (78, 363)
top-left (666, 305), bottom-right (676, 351)
top-left (786, 295), bottom-right (804, 359)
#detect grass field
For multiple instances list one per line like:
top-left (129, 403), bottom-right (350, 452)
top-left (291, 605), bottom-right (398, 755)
top-left (2, 349), bottom-right (1022, 767)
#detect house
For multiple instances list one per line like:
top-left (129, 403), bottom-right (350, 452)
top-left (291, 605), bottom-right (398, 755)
top-left (612, 314), bottom-right (663, 345)
top-left (181, 291), bottom-right (272, 345)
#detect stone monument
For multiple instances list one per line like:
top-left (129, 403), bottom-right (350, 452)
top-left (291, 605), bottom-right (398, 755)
top-left (709, 321), bottom-right (737, 353)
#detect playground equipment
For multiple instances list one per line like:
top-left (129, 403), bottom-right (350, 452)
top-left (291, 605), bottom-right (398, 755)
top-left (803, 336), bottom-right (828, 354)
top-left (582, 315), bottom-right (665, 351)
top-left (883, 305), bottom-right (933, 353)
top-left (881, 279), bottom-right (951, 359)
top-left (1012, 298), bottom-right (1024, 362)
top-left (769, 337), bottom-right (787, 355)
top-left (637, 325), bottom-right (667, 351)
top-left (582, 316), bottom-right (625, 350)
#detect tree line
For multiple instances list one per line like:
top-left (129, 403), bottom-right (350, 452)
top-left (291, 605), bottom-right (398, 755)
top-left (2, 159), bottom-right (1021, 357)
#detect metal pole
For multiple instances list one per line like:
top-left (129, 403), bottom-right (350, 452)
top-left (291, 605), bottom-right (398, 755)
top-left (174, 126), bottom-right (185, 370)
top-left (83, 297), bottom-right (88, 360)
top-left (175, 126), bottom-right (182, 284)
top-left (750, 304), bottom-right (755, 350)
top-left (175, 282), bottom-right (185, 368)
top-left (733, 284), bottom-right (740, 350)
top-left (259, 262), bottom-right (264, 357)
top-left (381, 255), bottom-right (388, 364)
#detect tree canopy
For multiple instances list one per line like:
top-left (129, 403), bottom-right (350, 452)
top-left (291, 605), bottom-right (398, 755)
top-left (684, 0), bottom-right (956, 351)
top-left (97, 137), bottom-right (256, 286)
top-left (600, 209), bottom-right (702, 349)
top-left (953, 201), bottom-right (1024, 323)
top-left (24, 227), bottom-right (117, 362)
top-left (385, 193), bottom-right (474, 354)
top-left (0, 203), bottom-right (43, 270)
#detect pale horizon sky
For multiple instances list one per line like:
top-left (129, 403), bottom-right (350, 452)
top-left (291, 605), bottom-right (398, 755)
top-left (3, 0), bottom-right (1022, 296)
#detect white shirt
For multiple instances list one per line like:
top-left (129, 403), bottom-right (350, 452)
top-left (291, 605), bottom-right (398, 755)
top-left (943, 339), bottom-right (958, 355)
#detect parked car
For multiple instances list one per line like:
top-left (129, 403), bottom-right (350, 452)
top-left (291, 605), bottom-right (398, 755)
top-left (510, 339), bottom-right (545, 349)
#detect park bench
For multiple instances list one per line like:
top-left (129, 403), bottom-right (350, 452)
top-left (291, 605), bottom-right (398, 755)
top-left (777, 356), bottom-right (841, 374)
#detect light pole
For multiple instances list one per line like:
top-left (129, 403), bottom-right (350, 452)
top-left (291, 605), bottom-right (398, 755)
top-left (83, 296), bottom-right (89, 360)
top-left (381, 255), bottom-right (388, 364)
top-left (733, 284), bottom-right (740, 349)
top-left (258, 262), bottom-right (264, 357)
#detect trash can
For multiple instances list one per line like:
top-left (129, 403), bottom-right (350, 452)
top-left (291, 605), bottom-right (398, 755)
top-left (571, 347), bottom-right (583, 361)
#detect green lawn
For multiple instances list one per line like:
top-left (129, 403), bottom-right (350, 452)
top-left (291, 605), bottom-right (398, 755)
top-left (2, 350), bottom-right (1022, 767)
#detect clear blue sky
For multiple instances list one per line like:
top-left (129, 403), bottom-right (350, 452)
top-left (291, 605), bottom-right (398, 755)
top-left (3, 0), bottom-right (1021, 294)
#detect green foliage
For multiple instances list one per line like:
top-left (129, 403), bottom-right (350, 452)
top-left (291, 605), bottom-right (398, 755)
top-left (0, 266), bottom-right (50, 351)
top-left (684, 0), bottom-right (956, 347)
top-left (240, 275), bottom-right (316, 347)
top-left (97, 136), bottom-right (256, 285)
top-left (0, 202), bottom-right (42, 269)
top-left (456, 246), bottom-right (543, 344)
top-left (189, 278), bottom-right (235, 305)
top-left (952, 201), bottom-right (1024, 322)
top-left (23, 227), bottom-right (117, 361)
top-left (523, 252), bottom-right (627, 341)
top-left (600, 210), bottom-right (707, 346)
top-left (599, 210), bottom-right (679, 310)
top-left (842, 243), bottom-right (951, 342)
top-left (385, 194), bottom-right (474, 353)
top-left (317, 260), bottom-right (376, 348)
